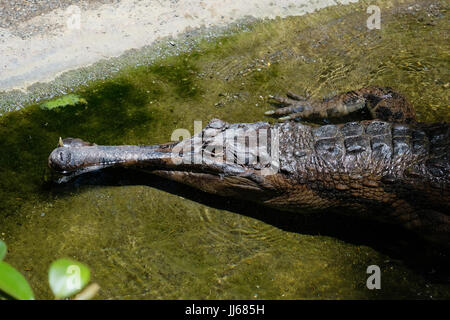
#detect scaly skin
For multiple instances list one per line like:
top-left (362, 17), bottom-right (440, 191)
top-left (48, 87), bottom-right (450, 246)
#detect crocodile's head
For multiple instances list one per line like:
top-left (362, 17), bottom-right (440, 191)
top-left (48, 119), bottom-right (283, 200)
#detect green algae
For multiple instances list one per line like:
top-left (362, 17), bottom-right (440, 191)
top-left (40, 94), bottom-right (87, 111)
top-left (0, 0), bottom-right (449, 299)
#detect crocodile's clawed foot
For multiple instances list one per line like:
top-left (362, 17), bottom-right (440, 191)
top-left (266, 92), bottom-right (312, 121)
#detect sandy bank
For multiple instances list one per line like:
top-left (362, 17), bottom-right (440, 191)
top-left (0, 0), bottom-right (359, 93)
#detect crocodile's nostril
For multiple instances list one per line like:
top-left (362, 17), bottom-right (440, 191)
top-left (59, 151), bottom-right (64, 161)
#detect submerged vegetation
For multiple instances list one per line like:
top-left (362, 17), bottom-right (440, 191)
top-left (0, 0), bottom-right (449, 299)
top-left (0, 240), bottom-right (96, 300)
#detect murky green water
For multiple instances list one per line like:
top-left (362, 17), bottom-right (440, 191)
top-left (0, 0), bottom-right (449, 299)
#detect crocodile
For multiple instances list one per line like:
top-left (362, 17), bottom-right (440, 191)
top-left (48, 87), bottom-right (450, 246)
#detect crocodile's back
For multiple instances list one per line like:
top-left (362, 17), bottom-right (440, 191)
top-left (273, 120), bottom-right (449, 241)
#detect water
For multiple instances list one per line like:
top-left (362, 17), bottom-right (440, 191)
top-left (0, 0), bottom-right (449, 299)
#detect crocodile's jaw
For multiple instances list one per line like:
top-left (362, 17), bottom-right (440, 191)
top-left (48, 145), bottom-right (280, 204)
top-left (48, 119), bottom-right (282, 199)
top-left (150, 169), bottom-right (279, 203)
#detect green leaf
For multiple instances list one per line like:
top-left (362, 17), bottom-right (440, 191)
top-left (0, 240), bottom-right (6, 260)
top-left (0, 261), bottom-right (34, 300)
top-left (40, 94), bottom-right (87, 110)
top-left (48, 259), bottom-right (90, 299)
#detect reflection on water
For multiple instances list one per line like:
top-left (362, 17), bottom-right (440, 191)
top-left (0, 0), bottom-right (449, 299)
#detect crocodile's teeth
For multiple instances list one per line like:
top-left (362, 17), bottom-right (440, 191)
top-left (264, 110), bottom-right (275, 115)
top-left (58, 137), bottom-right (63, 147)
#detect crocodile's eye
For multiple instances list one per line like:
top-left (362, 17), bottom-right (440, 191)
top-left (59, 150), bottom-right (71, 163)
top-left (49, 148), bottom-right (73, 172)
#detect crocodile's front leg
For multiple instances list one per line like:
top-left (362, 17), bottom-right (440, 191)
top-left (266, 86), bottom-right (417, 123)
top-left (264, 86), bottom-right (448, 245)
